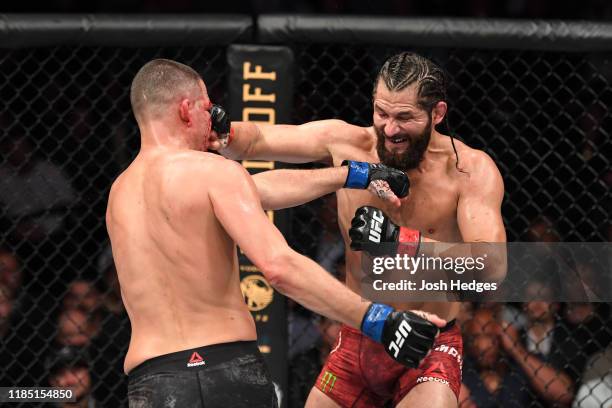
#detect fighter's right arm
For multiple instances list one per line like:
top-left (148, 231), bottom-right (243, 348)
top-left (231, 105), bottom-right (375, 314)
top-left (208, 160), bottom-right (445, 367)
top-left (208, 159), bottom-right (369, 327)
top-left (214, 120), bottom-right (360, 163)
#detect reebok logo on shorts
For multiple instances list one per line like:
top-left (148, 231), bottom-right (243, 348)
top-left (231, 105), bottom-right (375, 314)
top-left (417, 376), bottom-right (450, 386)
top-left (187, 352), bottom-right (205, 367)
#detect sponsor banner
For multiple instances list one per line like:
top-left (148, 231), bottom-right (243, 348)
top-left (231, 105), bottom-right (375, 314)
top-left (228, 44), bottom-right (294, 408)
top-left (359, 242), bottom-right (612, 302)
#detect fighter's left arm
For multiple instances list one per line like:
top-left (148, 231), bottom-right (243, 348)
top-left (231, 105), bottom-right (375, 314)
top-left (422, 150), bottom-right (507, 282)
top-left (349, 151), bottom-right (507, 282)
top-left (442, 150), bottom-right (507, 282)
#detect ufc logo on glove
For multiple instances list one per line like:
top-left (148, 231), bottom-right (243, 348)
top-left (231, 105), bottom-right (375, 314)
top-left (389, 320), bottom-right (413, 358)
top-left (368, 210), bottom-right (385, 243)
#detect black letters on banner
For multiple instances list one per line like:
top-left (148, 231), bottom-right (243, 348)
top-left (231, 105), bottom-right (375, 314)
top-left (227, 44), bottom-right (294, 408)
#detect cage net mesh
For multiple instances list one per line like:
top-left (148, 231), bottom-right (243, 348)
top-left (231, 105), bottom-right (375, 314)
top-left (0, 39), bottom-right (610, 408)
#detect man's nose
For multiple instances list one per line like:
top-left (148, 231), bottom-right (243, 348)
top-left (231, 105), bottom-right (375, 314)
top-left (384, 120), bottom-right (400, 137)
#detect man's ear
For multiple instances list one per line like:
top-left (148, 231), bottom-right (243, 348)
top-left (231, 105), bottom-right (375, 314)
top-left (432, 101), bottom-right (447, 126)
top-left (179, 99), bottom-right (192, 126)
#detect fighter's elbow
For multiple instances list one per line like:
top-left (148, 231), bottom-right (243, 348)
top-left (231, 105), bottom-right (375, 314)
top-left (258, 250), bottom-right (295, 290)
top-left (475, 242), bottom-right (507, 283)
top-left (483, 260), bottom-right (507, 284)
top-left (260, 263), bottom-right (285, 289)
top-left (473, 251), bottom-right (506, 283)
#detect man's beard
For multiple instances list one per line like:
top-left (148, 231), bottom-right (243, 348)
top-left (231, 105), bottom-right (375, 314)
top-left (376, 117), bottom-right (432, 170)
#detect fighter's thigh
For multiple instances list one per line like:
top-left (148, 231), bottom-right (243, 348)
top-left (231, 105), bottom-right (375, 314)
top-left (306, 387), bottom-right (342, 408)
top-left (395, 381), bottom-right (457, 408)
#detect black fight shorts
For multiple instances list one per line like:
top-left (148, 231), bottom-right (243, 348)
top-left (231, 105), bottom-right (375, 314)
top-left (127, 341), bottom-right (278, 408)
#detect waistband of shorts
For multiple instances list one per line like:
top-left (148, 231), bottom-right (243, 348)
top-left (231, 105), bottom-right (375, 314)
top-left (343, 318), bottom-right (456, 336)
top-left (440, 319), bottom-right (456, 332)
top-left (128, 340), bottom-right (259, 379)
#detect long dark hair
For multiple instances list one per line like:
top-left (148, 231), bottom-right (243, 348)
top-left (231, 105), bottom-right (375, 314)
top-left (373, 52), bottom-right (461, 169)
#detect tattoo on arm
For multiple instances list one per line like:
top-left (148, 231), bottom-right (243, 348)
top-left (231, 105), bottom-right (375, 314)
top-left (368, 180), bottom-right (394, 200)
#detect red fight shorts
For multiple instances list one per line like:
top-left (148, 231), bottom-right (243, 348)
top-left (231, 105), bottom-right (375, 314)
top-left (315, 320), bottom-right (463, 407)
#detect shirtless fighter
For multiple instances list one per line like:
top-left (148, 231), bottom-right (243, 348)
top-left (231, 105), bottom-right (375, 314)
top-left (106, 59), bottom-right (446, 408)
top-left (211, 52), bottom-right (507, 407)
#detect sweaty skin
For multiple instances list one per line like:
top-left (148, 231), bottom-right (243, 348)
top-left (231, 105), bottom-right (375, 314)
top-left (107, 77), bottom-right (444, 375)
top-left (107, 150), bottom-right (382, 373)
top-left (216, 82), bottom-right (507, 324)
top-left (107, 150), bottom-right (257, 374)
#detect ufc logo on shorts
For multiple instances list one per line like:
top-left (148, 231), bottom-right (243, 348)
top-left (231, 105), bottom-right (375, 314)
top-left (389, 320), bottom-right (412, 358)
top-left (368, 210), bottom-right (384, 243)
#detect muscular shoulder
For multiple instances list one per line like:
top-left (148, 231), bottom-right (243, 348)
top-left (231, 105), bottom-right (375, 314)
top-left (156, 153), bottom-right (258, 220)
top-left (458, 145), bottom-right (498, 174)
top-left (163, 151), bottom-right (248, 186)
top-left (451, 140), bottom-right (504, 193)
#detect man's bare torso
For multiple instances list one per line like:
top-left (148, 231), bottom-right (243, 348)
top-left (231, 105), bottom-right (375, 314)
top-left (106, 149), bottom-right (256, 373)
top-left (332, 126), bottom-right (470, 321)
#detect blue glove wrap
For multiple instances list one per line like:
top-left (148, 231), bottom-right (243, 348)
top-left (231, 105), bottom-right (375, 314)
top-left (361, 303), bottom-right (393, 341)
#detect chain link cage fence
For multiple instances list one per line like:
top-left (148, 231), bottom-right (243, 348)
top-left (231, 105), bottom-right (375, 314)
top-left (1, 15), bottom-right (611, 408)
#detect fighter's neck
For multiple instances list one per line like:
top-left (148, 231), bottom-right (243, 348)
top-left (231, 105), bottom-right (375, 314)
top-left (414, 131), bottom-right (456, 171)
top-left (139, 120), bottom-right (197, 150)
top-left (426, 130), bottom-right (453, 153)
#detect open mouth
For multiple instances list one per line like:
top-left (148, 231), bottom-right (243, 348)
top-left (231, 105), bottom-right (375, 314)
top-left (388, 136), bottom-right (408, 144)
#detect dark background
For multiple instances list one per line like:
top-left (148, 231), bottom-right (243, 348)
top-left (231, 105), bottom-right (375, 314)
top-left (1, 0), bottom-right (611, 20)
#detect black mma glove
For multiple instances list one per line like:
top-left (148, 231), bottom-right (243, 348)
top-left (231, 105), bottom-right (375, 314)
top-left (342, 160), bottom-right (409, 198)
top-left (361, 303), bottom-right (439, 367)
top-left (210, 104), bottom-right (233, 147)
top-left (349, 206), bottom-right (421, 256)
